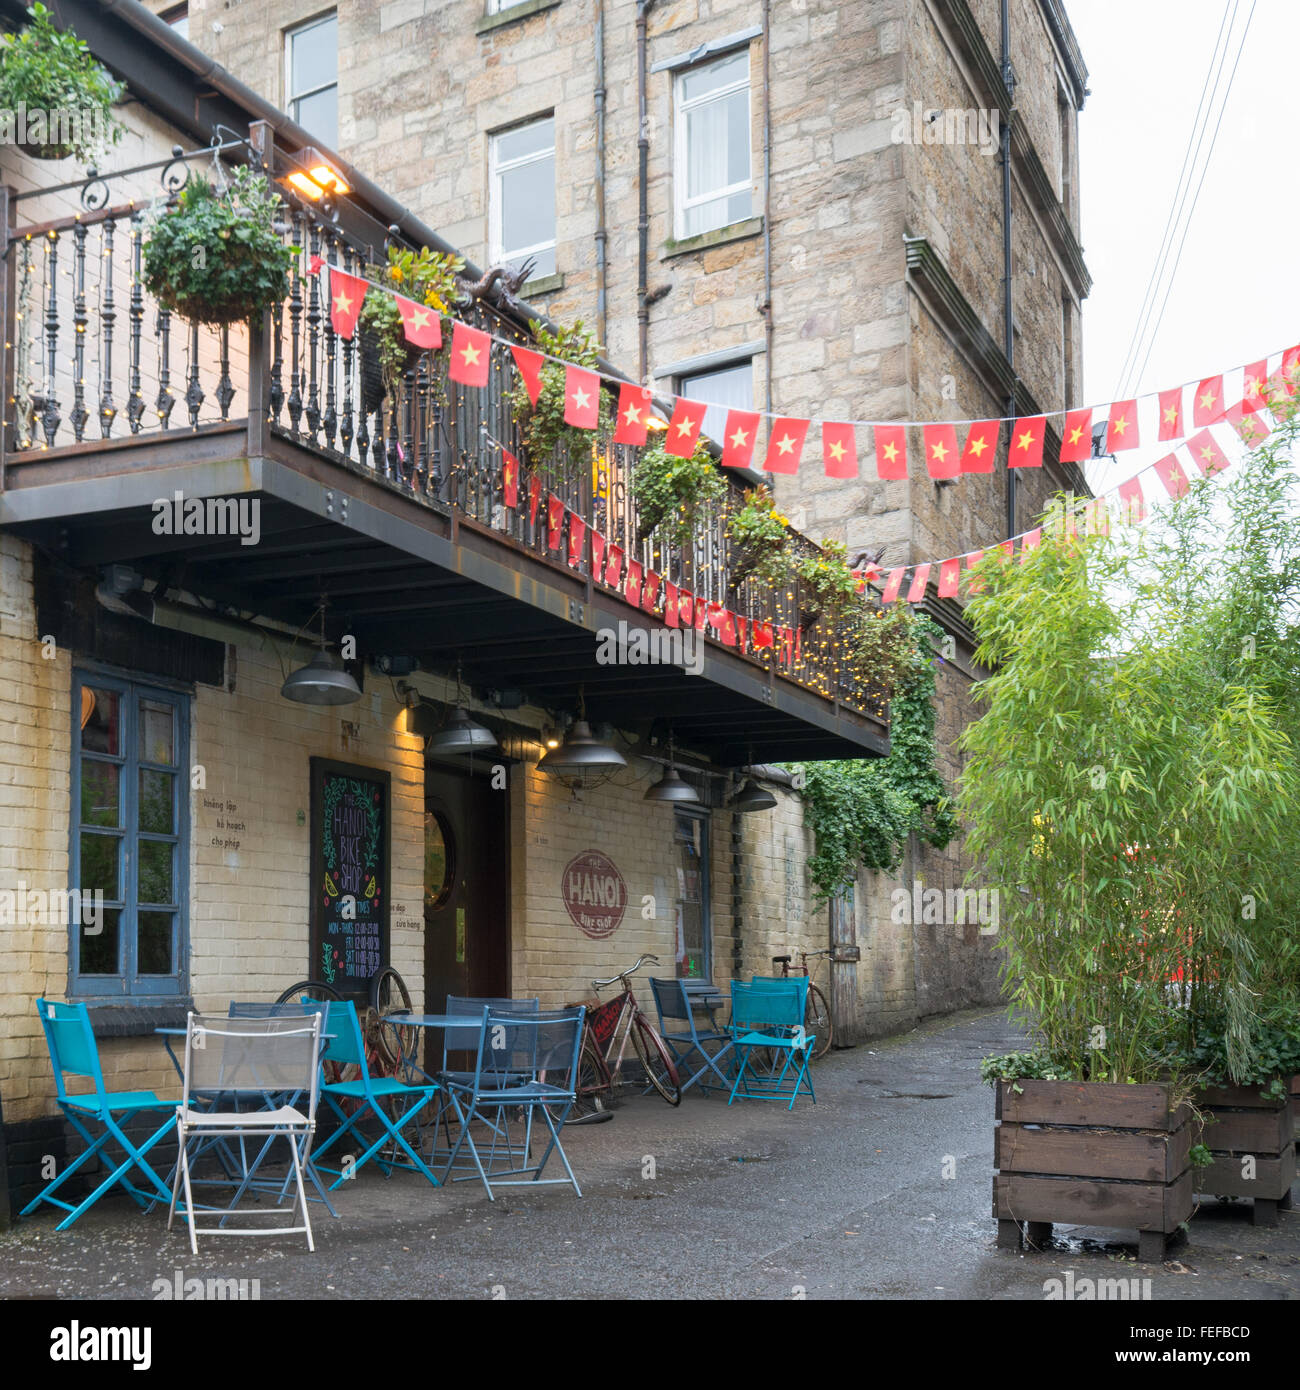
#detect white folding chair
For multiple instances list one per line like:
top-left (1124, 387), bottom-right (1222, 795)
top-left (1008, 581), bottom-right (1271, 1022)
top-left (168, 1011), bottom-right (323, 1253)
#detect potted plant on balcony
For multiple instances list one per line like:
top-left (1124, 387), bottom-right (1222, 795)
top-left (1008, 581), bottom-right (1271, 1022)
top-left (962, 453), bottom-right (1298, 1260)
top-left (724, 485), bottom-right (791, 598)
top-left (143, 166), bottom-right (295, 326)
top-left (632, 435), bottom-right (725, 550)
top-left (357, 244), bottom-right (463, 411)
top-left (0, 3), bottom-right (124, 162)
top-left (794, 539), bottom-right (859, 632)
top-left (507, 318), bottom-right (611, 479)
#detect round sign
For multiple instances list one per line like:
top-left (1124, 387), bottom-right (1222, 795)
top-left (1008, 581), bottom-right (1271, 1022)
top-left (562, 850), bottom-right (628, 940)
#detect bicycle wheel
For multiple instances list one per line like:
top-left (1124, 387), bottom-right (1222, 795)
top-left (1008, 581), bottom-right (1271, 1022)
top-left (630, 1016), bottom-right (682, 1106)
top-left (545, 1032), bottom-right (613, 1126)
top-left (275, 979), bottom-right (343, 1006)
top-left (805, 984), bottom-right (833, 1060)
top-left (368, 965), bottom-right (418, 1074)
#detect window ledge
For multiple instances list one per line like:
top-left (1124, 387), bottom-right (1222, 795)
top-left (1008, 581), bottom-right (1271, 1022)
top-left (476, 0), bottom-right (561, 35)
top-left (661, 217), bottom-right (764, 260)
top-left (83, 1001), bottom-right (194, 1038)
top-left (520, 271), bottom-right (564, 297)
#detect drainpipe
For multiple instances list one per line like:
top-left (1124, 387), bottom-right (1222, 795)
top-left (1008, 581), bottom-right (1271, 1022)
top-left (594, 0), bottom-right (607, 346)
top-left (1000, 0), bottom-right (1016, 539)
top-left (636, 0), bottom-right (657, 382)
top-left (760, 0), bottom-right (773, 416)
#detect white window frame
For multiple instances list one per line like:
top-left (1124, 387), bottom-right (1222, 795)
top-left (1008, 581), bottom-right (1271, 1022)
top-left (285, 12), bottom-right (339, 144)
top-left (673, 51), bottom-right (753, 242)
top-left (489, 116), bottom-right (557, 278)
top-left (486, 0), bottom-right (527, 12)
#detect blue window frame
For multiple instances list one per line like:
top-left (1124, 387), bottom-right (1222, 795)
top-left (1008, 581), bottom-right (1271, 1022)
top-left (70, 670), bottom-right (190, 998)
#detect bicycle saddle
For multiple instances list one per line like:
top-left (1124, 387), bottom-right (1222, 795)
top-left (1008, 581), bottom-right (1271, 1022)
top-left (771, 955), bottom-right (791, 965)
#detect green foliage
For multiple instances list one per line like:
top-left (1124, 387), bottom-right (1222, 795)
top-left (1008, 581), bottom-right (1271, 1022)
top-left (1170, 1007), bottom-right (1300, 1096)
top-left (793, 614), bottom-right (956, 901)
top-left (979, 1048), bottom-right (1069, 1086)
top-left (143, 167), bottom-right (294, 327)
top-left (794, 539), bottom-right (859, 629)
top-left (725, 485), bottom-right (792, 590)
top-left (959, 425), bottom-right (1300, 1085)
top-left (1188, 1143), bottom-right (1214, 1170)
top-left (359, 244), bottom-right (463, 394)
top-left (0, 4), bottom-right (124, 161)
top-left (507, 318), bottom-right (611, 477)
top-left (632, 435), bottom-right (726, 549)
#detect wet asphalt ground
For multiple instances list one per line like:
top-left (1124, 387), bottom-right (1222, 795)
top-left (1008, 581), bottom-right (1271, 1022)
top-left (0, 1006), bottom-right (1295, 1301)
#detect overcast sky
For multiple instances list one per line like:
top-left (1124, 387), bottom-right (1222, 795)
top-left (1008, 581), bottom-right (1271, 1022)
top-left (1070, 0), bottom-right (1298, 495)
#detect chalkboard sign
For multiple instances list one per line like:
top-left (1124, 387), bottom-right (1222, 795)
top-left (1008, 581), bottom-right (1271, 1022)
top-left (308, 758), bottom-right (390, 993)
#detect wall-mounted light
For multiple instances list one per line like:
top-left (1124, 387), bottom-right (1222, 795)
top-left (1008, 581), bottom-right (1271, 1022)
top-left (282, 147), bottom-right (351, 202)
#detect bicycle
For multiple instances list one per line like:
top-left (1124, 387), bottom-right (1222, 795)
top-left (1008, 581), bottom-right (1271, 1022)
top-left (276, 967), bottom-right (416, 1081)
top-left (548, 954), bottom-right (683, 1122)
top-left (770, 950), bottom-right (834, 1060)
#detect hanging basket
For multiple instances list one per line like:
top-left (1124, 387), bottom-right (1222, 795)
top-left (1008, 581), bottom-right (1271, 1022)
top-left (358, 322), bottom-right (423, 413)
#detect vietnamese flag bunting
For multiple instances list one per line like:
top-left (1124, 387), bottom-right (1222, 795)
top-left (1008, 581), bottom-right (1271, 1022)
top-left (677, 588), bottom-right (694, 628)
top-left (604, 543), bottom-right (624, 589)
top-left (874, 425), bottom-right (908, 480)
top-left (964, 550), bottom-right (985, 594)
top-left (764, 417), bottom-right (809, 475)
top-left (822, 422), bottom-right (858, 478)
top-left (613, 382), bottom-right (653, 445)
top-left (590, 529), bottom-right (607, 578)
top-left (307, 254), bottom-right (323, 276)
top-left (1193, 375), bottom-right (1224, 426)
top-left (960, 419), bottom-right (999, 474)
top-left (450, 321), bottom-right (491, 388)
top-left (1106, 399), bottom-right (1139, 452)
top-left (1157, 387), bottom-right (1184, 441)
top-left (665, 398), bottom-right (708, 457)
top-left (528, 473), bottom-right (541, 528)
top-left (1186, 428), bottom-right (1230, 476)
top-left (1060, 408), bottom-right (1092, 463)
top-left (501, 449), bottom-right (519, 508)
top-left (881, 567), bottom-right (907, 603)
top-left (1009, 416), bottom-right (1045, 468)
top-left (624, 559), bottom-right (644, 608)
top-left (734, 615), bottom-right (747, 653)
top-left (395, 294), bottom-right (442, 349)
top-left (1282, 344), bottom-right (1300, 395)
top-left (751, 619), bottom-right (774, 651)
top-left (1019, 526), bottom-right (1043, 559)
top-left (1223, 400), bottom-right (1269, 449)
top-left (1153, 454), bottom-right (1190, 499)
top-left (510, 345), bottom-right (544, 405)
top-left (1116, 478), bottom-right (1146, 525)
top-left (905, 563), bottom-right (931, 603)
top-left (563, 366), bottom-right (601, 429)
top-left (937, 557), bottom-right (960, 598)
top-left (721, 410), bottom-right (760, 469)
top-left (642, 570), bottom-right (662, 614)
top-left (664, 580), bottom-right (679, 627)
top-left (923, 424), bottom-right (960, 480)
top-left (693, 595), bottom-right (708, 631)
top-left (546, 493), bottom-right (565, 549)
top-left (328, 267), bottom-right (367, 339)
top-left (1242, 361), bottom-right (1268, 414)
top-left (567, 512), bottom-right (586, 568)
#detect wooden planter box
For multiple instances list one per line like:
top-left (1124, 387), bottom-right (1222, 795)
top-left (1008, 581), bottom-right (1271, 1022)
top-left (1194, 1082), bottom-right (1296, 1226)
top-left (993, 1080), bottom-right (1194, 1263)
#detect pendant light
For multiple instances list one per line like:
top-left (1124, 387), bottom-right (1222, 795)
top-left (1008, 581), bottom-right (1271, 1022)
top-left (644, 733), bottom-right (700, 803)
top-left (281, 595), bottom-right (362, 706)
top-left (729, 746), bottom-right (776, 813)
top-left (537, 719), bottom-right (626, 778)
top-left (427, 660), bottom-right (498, 755)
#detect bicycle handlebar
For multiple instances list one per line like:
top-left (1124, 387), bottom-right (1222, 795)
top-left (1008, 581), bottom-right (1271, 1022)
top-left (591, 953), bottom-right (660, 990)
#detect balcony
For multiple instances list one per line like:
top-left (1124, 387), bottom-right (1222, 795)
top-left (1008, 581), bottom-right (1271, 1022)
top-left (0, 151), bottom-right (888, 763)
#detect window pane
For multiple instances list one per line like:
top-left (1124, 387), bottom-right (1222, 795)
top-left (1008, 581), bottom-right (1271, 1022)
top-left (139, 769), bottom-right (175, 835)
top-left (139, 699), bottom-right (174, 766)
top-left (495, 117), bottom-right (553, 166)
top-left (521, 245), bottom-right (556, 279)
top-left (80, 687), bottom-right (120, 756)
top-left (685, 90), bottom-right (749, 200)
top-left (80, 832), bottom-right (119, 900)
top-left (500, 156), bottom-right (555, 258)
top-left (80, 907), bottom-right (120, 976)
top-left (138, 840), bottom-right (174, 907)
top-left (290, 17), bottom-right (337, 91)
top-left (138, 912), bottom-right (175, 975)
top-left (681, 51), bottom-right (747, 104)
top-left (294, 87), bottom-right (338, 148)
top-left (681, 361), bottom-right (753, 444)
top-left (80, 760), bottom-right (119, 828)
top-left (675, 813), bottom-right (707, 980)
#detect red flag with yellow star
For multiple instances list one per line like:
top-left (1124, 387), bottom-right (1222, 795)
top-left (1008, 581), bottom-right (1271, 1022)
top-left (528, 473), bottom-right (540, 527)
top-left (960, 420), bottom-right (998, 474)
top-left (612, 382), bottom-right (651, 445)
top-left (937, 557), bottom-right (960, 598)
top-left (1153, 454), bottom-right (1190, 499)
top-left (1157, 387), bottom-right (1184, 441)
top-left (874, 425), bottom-right (908, 480)
top-left (721, 410), bottom-right (760, 469)
top-left (624, 559), bottom-right (644, 608)
top-left (590, 529), bottom-right (606, 577)
top-left (923, 424), bottom-right (959, 480)
top-left (1116, 477), bottom-right (1146, 524)
top-left (511, 345), bottom-right (544, 405)
top-left (501, 449), bottom-right (519, 508)
top-left (604, 543), bottom-right (624, 589)
top-left (678, 588), bottom-right (695, 628)
top-left (1282, 345), bottom-right (1300, 396)
top-left (821, 422), bottom-right (857, 478)
top-left (881, 567), bottom-right (906, 603)
top-left (450, 321), bottom-right (490, 388)
top-left (642, 570), bottom-right (662, 614)
top-left (906, 563), bottom-right (931, 603)
top-left (1019, 527), bottom-right (1043, 559)
top-left (664, 580), bottom-right (678, 628)
top-left (1106, 399), bottom-right (1139, 452)
top-left (665, 398), bottom-right (707, 458)
top-left (567, 512), bottom-right (586, 568)
top-left (1008, 417), bottom-right (1045, 468)
top-left (1193, 375), bottom-right (1224, 427)
top-left (1186, 428), bottom-right (1230, 476)
top-left (764, 417), bottom-right (809, 475)
top-left (563, 366), bottom-right (600, 430)
top-left (1223, 400), bottom-right (1270, 449)
top-left (395, 294), bottom-right (442, 349)
top-left (328, 267), bottom-right (367, 339)
top-left (546, 493), bottom-right (564, 549)
top-left (1242, 361), bottom-right (1268, 414)
top-left (1060, 408), bottom-right (1092, 463)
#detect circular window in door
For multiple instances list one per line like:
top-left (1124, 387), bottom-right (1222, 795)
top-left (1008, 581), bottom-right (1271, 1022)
top-left (424, 809), bottom-right (455, 909)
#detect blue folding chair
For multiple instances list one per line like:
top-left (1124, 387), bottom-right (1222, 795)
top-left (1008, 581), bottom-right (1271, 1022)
top-left (439, 995), bottom-right (540, 1087)
top-left (440, 1007), bottom-right (586, 1200)
top-left (308, 999), bottom-right (441, 1190)
top-left (649, 977), bottom-right (734, 1095)
top-left (21, 998), bottom-right (180, 1230)
top-left (727, 981), bottom-right (816, 1110)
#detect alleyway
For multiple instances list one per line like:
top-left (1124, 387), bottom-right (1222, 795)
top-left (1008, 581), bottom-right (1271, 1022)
top-left (1, 1007), bottom-right (1295, 1301)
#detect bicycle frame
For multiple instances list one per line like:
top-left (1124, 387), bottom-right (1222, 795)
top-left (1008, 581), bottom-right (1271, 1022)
top-left (589, 978), bottom-right (641, 1083)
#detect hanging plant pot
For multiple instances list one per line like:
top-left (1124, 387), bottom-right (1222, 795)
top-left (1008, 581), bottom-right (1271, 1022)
top-left (357, 320), bottom-right (422, 414)
top-left (632, 437), bottom-right (725, 550)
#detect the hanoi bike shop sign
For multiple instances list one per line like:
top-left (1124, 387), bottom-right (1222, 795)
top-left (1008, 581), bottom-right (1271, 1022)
top-left (563, 849), bottom-right (627, 940)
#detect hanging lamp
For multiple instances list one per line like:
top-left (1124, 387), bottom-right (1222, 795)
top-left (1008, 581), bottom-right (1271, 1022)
top-left (281, 595), bottom-right (362, 706)
top-left (644, 732), bottom-right (700, 803)
top-left (427, 660), bottom-right (498, 755)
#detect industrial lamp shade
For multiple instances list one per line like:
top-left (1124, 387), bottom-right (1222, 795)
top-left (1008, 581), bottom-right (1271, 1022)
top-left (730, 776), bottom-right (777, 813)
top-left (643, 765), bottom-right (700, 804)
top-left (537, 720), bottom-right (626, 777)
top-left (280, 649), bottom-right (362, 705)
top-left (427, 706), bottom-right (498, 755)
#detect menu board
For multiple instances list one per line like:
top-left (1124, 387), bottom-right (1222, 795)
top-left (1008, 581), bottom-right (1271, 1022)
top-left (309, 758), bottom-right (390, 993)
